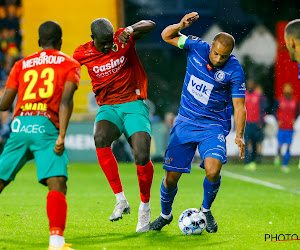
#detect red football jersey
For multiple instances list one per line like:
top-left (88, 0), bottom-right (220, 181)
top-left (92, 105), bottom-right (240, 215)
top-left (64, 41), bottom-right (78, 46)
top-left (5, 49), bottom-right (81, 128)
top-left (73, 28), bottom-right (148, 106)
top-left (276, 97), bottom-right (298, 130)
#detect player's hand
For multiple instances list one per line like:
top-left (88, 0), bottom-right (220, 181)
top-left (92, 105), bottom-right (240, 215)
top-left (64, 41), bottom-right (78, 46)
top-left (119, 29), bottom-right (131, 48)
top-left (54, 134), bottom-right (65, 156)
top-left (179, 12), bottom-right (199, 29)
top-left (235, 137), bottom-right (245, 159)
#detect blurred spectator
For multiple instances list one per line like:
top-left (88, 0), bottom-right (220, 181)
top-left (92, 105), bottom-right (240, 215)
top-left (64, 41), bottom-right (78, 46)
top-left (0, 0), bottom-right (22, 152)
top-left (273, 83), bottom-right (299, 173)
top-left (244, 79), bottom-right (266, 170)
top-left (254, 84), bottom-right (268, 164)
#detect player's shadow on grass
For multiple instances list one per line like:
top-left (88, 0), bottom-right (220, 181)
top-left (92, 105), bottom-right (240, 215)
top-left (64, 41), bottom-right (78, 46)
top-left (0, 239), bottom-right (46, 249)
top-left (69, 231), bottom-right (229, 248)
top-left (70, 232), bottom-right (142, 245)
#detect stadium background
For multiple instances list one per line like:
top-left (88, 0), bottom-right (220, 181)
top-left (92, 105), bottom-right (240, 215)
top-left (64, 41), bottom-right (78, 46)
top-left (6, 0), bottom-right (300, 161)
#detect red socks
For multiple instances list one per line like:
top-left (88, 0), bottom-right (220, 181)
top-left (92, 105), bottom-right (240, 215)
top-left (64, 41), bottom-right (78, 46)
top-left (47, 190), bottom-right (67, 236)
top-left (96, 147), bottom-right (123, 194)
top-left (136, 160), bottom-right (154, 203)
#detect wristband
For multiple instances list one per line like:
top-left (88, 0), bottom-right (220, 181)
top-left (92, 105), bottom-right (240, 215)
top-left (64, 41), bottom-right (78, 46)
top-left (125, 26), bottom-right (134, 34)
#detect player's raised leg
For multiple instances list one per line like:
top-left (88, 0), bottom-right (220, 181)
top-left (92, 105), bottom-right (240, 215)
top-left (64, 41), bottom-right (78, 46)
top-left (200, 157), bottom-right (222, 233)
top-left (94, 120), bottom-right (130, 221)
top-left (129, 131), bottom-right (154, 232)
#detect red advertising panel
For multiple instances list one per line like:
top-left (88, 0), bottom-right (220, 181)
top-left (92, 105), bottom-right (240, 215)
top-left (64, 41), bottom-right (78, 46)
top-left (275, 22), bottom-right (300, 99)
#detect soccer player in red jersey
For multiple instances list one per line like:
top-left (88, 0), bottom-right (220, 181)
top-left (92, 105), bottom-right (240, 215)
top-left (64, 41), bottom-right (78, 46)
top-left (273, 83), bottom-right (299, 173)
top-left (73, 18), bottom-right (155, 232)
top-left (0, 21), bottom-right (80, 250)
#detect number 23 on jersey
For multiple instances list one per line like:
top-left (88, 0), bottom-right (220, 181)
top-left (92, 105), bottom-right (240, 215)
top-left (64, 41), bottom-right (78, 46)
top-left (23, 67), bottom-right (55, 101)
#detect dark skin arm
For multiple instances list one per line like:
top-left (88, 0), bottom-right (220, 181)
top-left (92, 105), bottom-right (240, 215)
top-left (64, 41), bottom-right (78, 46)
top-left (54, 81), bottom-right (77, 156)
top-left (0, 88), bottom-right (17, 111)
top-left (232, 97), bottom-right (246, 159)
top-left (161, 12), bottom-right (199, 47)
top-left (118, 20), bottom-right (156, 46)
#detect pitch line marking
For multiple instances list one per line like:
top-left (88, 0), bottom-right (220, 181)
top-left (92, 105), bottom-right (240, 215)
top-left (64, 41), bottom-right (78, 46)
top-left (221, 170), bottom-right (300, 195)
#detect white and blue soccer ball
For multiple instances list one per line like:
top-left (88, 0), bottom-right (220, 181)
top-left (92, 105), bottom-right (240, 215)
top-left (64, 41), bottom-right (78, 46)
top-left (178, 208), bottom-right (206, 235)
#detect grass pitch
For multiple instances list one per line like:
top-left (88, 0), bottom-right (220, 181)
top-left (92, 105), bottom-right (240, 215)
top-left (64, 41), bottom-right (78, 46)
top-left (0, 161), bottom-right (299, 249)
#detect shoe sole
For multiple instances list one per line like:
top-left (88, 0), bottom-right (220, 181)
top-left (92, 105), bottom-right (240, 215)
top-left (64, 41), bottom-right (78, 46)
top-left (110, 206), bottom-right (131, 222)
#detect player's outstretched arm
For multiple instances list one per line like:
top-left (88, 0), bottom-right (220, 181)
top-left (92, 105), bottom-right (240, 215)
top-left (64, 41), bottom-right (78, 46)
top-left (0, 88), bottom-right (17, 111)
top-left (118, 20), bottom-right (156, 45)
top-left (161, 12), bottom-right (199, 47)
top-left (54, 81), bottom-right (77, 156)
top-left (232, 97), bottom-right (246, 159)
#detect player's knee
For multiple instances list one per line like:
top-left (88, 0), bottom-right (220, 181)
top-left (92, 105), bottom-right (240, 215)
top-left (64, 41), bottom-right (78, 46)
top-left (94, 133), bottom-right (112, 148)
top-left (47, 177), bottom-right (67, 195)
top-left (206, 171), bottom-right (220, 183)
top-left (0, 179), bottom-right (5, 193)
top-left (164, 173), bottom-right (179, 189)
top-left (134, 151), bottom-right (150, 166)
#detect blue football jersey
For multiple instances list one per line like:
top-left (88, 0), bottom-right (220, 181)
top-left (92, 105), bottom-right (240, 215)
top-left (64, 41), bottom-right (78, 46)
top-left (177, 36), bottom-right (246, 135)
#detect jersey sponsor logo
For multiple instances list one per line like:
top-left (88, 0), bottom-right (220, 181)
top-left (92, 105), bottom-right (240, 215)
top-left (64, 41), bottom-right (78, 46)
top-left (193, 57), bottom-right (202, 66)
top-left (22, 52), bottom-right (65, 70)
top-left (92, 56), bottom-right (125, 78)
top-left (21, 103), bottom-right (47, 111)
top-left (11, 118), bottom-right (45, 133)
top-left (187, 75), bottom-right (214, 105)
top-left (214, 70), bottom-right (225, 82)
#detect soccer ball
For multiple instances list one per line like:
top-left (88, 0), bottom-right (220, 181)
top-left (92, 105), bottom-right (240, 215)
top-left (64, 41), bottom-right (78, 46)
top-left (178, 208), bottom-right (206, 235)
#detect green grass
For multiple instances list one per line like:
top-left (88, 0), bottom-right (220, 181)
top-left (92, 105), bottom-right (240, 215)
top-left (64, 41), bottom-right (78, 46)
top-left (0, 162), bottom-right (299, 249)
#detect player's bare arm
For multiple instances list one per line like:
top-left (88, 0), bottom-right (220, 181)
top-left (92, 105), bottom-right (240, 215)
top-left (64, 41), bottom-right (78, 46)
top-left (233, 97), bottom-right (246, 159)
top-left (118, 20), bottom-right (156, 45)
top-left (0, 88), bottom-right (17, 111)
top-left (54, 81), bottom-right (77, 156)
top-left (161, 12), bottom-right (199, 47)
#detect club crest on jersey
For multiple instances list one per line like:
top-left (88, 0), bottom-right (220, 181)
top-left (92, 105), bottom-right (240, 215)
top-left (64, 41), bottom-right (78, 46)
top-left (112, 44), bottom-right (118, 52)
top-left (218, 134), bottom-right (225, 143)
top-left (214, 70), bottom-right (225, 82)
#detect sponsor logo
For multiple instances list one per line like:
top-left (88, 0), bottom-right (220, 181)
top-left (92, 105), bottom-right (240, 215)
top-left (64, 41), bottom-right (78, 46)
top-left (11, 118), bottom-right (45, 133)
top-left (187, 75), bottom-right (214, 105)
top-left (193, 57), bottom-right (202, 66)
top-left (218, 134), bottom-right (225, 142)
top-left (93, 56), bottom-right (126, 78)
top-left (22, 52), bottom-right (65, 70)
top-left (214, 70), bottom-right (225, 82)
top-left (21, 103), bottom-right (47, 111)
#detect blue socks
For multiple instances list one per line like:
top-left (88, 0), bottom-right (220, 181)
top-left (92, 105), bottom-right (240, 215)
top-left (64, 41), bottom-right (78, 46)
top-left (283, 148), bottom-right (291, 166)
top-left (160, 180), bottom-right (178, 216)
top-left (202, 176), bottom-right (221, 209)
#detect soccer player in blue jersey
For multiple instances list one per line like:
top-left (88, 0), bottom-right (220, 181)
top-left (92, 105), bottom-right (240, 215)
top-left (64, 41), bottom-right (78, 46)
top-left (149, 12), bottom-right (246, 233)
